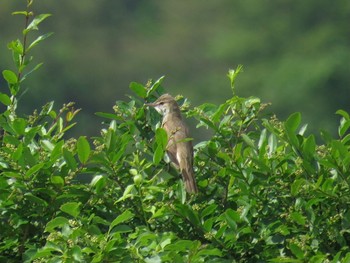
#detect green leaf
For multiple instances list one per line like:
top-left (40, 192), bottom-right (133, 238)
top-left (71, 246), bottom-right (83, 262)
top-left (24, 14), bottom-right (52, 34)
top-left (95, 112), bottom-right (121, 120)
top-left (268, 133), bottom-right (278, 156)
top-left (25, 163), bottom-right (45, 178)
top-left (258, 128), bottom-right (267, 150)
top-left (165, 240), bottom-right (198, 252)
top-left (60, 202), bottom-right (81, 218)
top-left (291, 179), bottom-right (305, 196)
top-left (284, 112), bottom-right (301, 147)
top-left (153, 128), bottom-right (168, 165)
top-left (0, 92), bottom-right (11, 106)
top-left (12, 142), bottom-right (23, 161)
top-left (298, 124), bottom-right (308, 136)
top-left (63, 148), bottom-right (77, 170)
top-left (285, 112), bottom-right (301, 133)
top-left (129, 82), bottom-right (147, 98)
top-left (109, 210), bottom-right (134, 232)
top-left (290, 212), bottom-right (306, 226)
top-left (201, 204), bottom-right (218, 218)
top-left (227, 64), bottom-right (243, 93)
top-left (241, 133), bottom-right (255, 148)
top-left (343, 253), bottom-right (350, 263)
top-left (196, 248), bottom-right (222, 257)
top-left (51, 175), bottom-right (64, 187)
top-left (147, 76), bottom-right (165, 97)
top-left (12, 11), bottom-right (30, 16)
top-left (225, 209), bottom-right (240, 231)
top-left (24, 193), bottom-right (48, 206)
top-left (2, 70), bottom-right (18, 84)
top-left (203, 218), bottom-right (215, 232)
top-left (156, 127), bottom-right (168, 149)
top-left (338, 117), bottom-right (350, 138)
top-left (21, 63), bottom-right (43, 81)
top-left (77, 136), bottom-right (90, 164)
top-left (321, 178), bottom-right (335, 193)
top-left (50, 140), bottom-right (64, 161)
top-left (175, 204), bottom-right (201, 225)
top-left (45, 216), bottom-right (69, 232)
top-left (336, 109), bottom-right (350, 120)
top-left (90, 175), bottom-right (107, 194)
top-left (332, 140), bottom-right (348, 158)
top-left (212, 103), bottom-right (227, 123)
top-left (11, 118), bottom-right (27, 135)
top-left (27, 32), bottom-right (53, 52)
top-left (8, 39), bottom-right (23, 55)
top-left (302, 135), bottom-right (316, 159)
top-left (289, 243), bottom-right (304, 259)
top-left (116, 184), bottom-right (136, 203)
top-left (41, 139), bottom-right (55, 152)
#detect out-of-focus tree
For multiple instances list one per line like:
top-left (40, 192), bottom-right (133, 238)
top-left (1, 0), bottom-right (349, 137)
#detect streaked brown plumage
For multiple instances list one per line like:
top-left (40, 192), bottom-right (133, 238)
top-left (146, 94), bottom-right (198, 194)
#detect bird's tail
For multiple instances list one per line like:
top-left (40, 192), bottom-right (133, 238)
top-left (182, 168), bottom-right (198, 194)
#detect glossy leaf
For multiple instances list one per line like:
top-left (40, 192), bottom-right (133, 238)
top-left (24, 13), bottom-right (52, 34)
top-left (63, 148), bottom-right (77, 170)
top-left (285, 112), bottom-right (301, 133)
top-left (109, 210), bottom-right (134, 232)
top-left (289, 243), bottom-right (304, 259)
top-left (129, 82), bottom-right (147, 98)
top-left (0, 92), bottom-right (12, 106)
top-left (27, 32), bottom-right (53, 52)
top-left (2, 69), bottom-right (18, 84)
top-left (25, 163), bottom-right (45, 178)
top-left (153, 127), bottom-right (167, 165)
top-left (147, 76), bottom-right (165, 96)
top-left (284, 112), bottom-right (301, 147)
top-left (77, 136), bottom-right (90, 164)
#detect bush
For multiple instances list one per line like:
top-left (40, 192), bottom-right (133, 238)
top-left (1, 2), bottom-right (350, 262)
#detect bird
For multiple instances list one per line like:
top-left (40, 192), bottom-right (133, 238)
top-left (146, 94), bottom-right (198, 194)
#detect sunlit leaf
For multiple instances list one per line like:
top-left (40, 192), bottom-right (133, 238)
top-left (285, 112), bottom-right (301, 133)
top-left (289, 243), bottom-right (304, 259)
top-left (0, 92), bottom-right (12, 106)
top-left (147, 76), bottom-right (165, 97)
top-left (27, 32), bottom-right (53, 52)
top-left (77, 136), bottom-right (90, 164)
top-left (25, 163), bottom-right (45, 178)
top-left (109, 210), bottom-right (134, 233)
top-left (63, 148), bottom-right (77, 170)
top-left (284, 112), bottom-right (301, 147)
top-left (2, 69), bottom-right (18, 84)
top-left (129, 82), bottom-right (147, 98)
top-left (24, 13), bottom-right (52, 34)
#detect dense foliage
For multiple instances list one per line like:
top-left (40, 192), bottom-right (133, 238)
top-left (1, 2), bottom-right (350, 263)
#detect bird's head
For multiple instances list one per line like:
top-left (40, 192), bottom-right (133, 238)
top-left (146, 94), bottom-right (178, 116)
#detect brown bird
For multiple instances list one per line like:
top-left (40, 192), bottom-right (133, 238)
top-left (146, 94), bottom-right (198, 194)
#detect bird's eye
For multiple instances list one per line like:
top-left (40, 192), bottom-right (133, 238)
top-left (159, 102), bottom-right (164, 105)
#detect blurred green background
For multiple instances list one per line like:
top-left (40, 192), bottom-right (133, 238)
top-left (1, 0), bottom-right (349, 138)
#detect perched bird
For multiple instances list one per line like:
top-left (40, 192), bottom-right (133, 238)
top-left (146, 94), bottom-right (198, 194)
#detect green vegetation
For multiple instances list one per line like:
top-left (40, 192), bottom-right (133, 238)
top-left (1, 2), bottom-right (350, 262)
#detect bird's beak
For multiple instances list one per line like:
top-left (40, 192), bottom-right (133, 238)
top-left (144, 102), bottom-right (156, 107)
